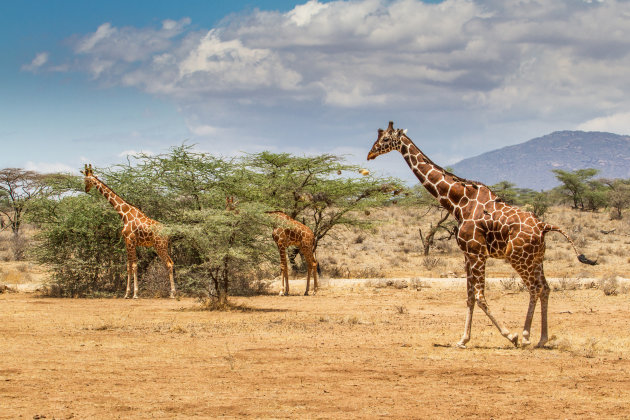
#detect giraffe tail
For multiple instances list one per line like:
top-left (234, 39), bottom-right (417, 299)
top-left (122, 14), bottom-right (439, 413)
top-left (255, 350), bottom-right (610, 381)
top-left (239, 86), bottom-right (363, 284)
top-left (540, 223), bottom-right (598, 265)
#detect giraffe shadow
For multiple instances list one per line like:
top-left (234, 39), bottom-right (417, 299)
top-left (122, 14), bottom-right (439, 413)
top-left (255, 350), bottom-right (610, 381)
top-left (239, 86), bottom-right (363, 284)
top-left (178, 302), bottom-right (288, 313)
top-left (433, 343), bottom-right (520, 350)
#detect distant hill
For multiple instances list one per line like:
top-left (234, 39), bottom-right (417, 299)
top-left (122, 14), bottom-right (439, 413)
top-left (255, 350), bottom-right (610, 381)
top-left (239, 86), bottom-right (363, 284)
top-left (450, 131), bottom-right (630, 190)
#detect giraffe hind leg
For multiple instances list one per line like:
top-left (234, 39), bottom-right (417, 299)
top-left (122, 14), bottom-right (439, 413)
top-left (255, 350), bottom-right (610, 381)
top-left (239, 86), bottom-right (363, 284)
top-left (278, 246), bottom-right (288, 296)
top-left (156, 243), bottom-right (176, 298)
top-left (536, 282), bottom-right (551, 348)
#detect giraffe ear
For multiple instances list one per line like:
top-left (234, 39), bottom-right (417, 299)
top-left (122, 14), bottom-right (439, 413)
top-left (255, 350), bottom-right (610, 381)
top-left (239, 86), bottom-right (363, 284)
top-left (402, 129), bottom-right (408, 135)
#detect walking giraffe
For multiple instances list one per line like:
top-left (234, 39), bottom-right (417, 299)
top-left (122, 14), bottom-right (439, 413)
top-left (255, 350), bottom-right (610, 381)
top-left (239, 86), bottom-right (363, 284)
top-left (267, 211), bottom-right (318, 296)
top-left (82, 164), bottom-right (176, 299)
top-left (367, 122), bottom-right (596, 348)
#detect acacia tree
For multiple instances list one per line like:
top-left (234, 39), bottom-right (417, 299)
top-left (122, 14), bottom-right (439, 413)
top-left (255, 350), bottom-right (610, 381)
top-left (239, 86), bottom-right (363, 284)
top-left (244, 152), bottom-right (402, 253)
top-left (0, 168), bottom-right (56, 237)
top-left (399, 185), bottom-right (457, 255)
top-left (603, 178), bottom-right (630, 219)
top-left (552, 168), bottom-right (599, 210)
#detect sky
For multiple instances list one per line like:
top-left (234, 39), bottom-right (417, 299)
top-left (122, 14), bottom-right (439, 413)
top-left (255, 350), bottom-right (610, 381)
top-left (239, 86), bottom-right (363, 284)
top-left (3, 0), bottom-right (630, 183)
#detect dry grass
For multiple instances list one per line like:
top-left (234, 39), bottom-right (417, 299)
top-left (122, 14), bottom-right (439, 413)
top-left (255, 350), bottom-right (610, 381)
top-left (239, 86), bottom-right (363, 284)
top-left (2, 286), bottom-right (630, 418)
top-left (318, 206), bottom-right (630, 279)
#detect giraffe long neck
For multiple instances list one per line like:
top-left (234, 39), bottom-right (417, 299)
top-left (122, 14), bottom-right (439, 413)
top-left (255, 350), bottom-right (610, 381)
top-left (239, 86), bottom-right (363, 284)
top-left (399, 137), bottom-right (463, 214)
top-left (91, 177), bottom-right (134, 219)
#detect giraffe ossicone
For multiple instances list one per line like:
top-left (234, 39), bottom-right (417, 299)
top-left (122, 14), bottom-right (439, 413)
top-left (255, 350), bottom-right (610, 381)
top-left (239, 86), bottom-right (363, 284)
top-left (83, 164), bottom-right (176, 299)
top-left (267, 211), bottom-right (318, 296)
top-left (368, 122), bottom-right (596, 348)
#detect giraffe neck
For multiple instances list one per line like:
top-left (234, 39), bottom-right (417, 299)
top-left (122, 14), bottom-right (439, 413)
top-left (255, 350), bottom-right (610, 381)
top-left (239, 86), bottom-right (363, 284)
top-left (91, 176), bottom-right (136, 219)
top-left (399, 136), bottom-right (465, 214)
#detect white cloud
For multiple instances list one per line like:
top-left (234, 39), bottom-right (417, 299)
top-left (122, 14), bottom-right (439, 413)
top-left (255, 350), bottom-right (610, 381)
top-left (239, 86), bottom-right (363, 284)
top-left (37, 0), bottom-right (630, 164)
top-left (76, 23), bottom-right (117, 53)
top-left (577, 112), bottom-right (630, 135)
top-left (187, 123), bottom-right (217, 137)
top-left (24, 161), bottom-right (75, 174)
top-left (22, 52), bottom-right (49, 72)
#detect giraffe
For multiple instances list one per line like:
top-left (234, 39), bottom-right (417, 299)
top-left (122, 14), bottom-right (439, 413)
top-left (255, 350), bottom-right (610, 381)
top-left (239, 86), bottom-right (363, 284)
top-left (82, 164), bottom-right (176, 299)
top-left (367, 122), bottom-right (597, 348)
top-left (267, 211), bottom-right (318, 296)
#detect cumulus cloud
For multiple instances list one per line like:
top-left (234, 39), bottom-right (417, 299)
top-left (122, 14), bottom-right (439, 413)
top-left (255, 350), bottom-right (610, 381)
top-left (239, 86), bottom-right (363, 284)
top-left (59, 1), bottom-right (630, 116)
top-left (578, 112), bottom-right (630, 135)
top-left (24, 161), bottom-right (75, 174)
top-left (37, 0), bottom-right (630, 176)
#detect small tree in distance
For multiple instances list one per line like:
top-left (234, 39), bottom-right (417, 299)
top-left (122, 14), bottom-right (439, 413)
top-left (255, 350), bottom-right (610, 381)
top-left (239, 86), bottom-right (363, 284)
top-left (552, 168), bottom-right (599, 210)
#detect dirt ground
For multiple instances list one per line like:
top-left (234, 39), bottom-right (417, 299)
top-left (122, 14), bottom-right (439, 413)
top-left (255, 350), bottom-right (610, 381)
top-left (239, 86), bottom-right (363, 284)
top-left (2, 282), bottom-right (629, 419)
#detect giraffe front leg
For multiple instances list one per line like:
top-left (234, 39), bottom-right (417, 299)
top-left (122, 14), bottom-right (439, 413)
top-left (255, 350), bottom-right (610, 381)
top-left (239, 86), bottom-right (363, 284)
top-left (132, 261), bottom-right (139, 299)
top-left (457, 297), bottom-right (475, 348)
top-left (125, 262), bottom-right (132, 299)
top-left (470, 254), bottom-right (517, 347)
top-left (124, 242), bottom-right (137, 299)
top-left (457, 256), bottom-right (475, 348)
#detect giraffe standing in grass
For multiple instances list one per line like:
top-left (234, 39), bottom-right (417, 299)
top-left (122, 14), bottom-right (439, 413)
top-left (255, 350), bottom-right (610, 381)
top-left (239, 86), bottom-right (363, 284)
top-left (368, 122), bottom-right (596, 348)
top-left (267, 211), bottom-right (318, 296)
top-left (82, 164), bottom-right (176, 299)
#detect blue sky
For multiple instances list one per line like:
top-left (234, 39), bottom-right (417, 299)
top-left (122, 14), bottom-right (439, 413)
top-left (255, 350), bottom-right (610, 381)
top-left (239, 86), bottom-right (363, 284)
top-left (2, 0), bottom-right (630, 182)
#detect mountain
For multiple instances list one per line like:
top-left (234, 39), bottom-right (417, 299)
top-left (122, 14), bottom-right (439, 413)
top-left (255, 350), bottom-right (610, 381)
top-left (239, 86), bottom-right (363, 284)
top-left (450, 131), bottom-right (630, 190)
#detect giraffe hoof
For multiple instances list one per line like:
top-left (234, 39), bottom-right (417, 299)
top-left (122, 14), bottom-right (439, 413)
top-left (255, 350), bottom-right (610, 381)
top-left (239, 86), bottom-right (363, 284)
top-left (304, 291), bottom-right (309, 296)
top-left (455, 341), bottom-right (467, 349)
top-left (522, 338), bottom-right (531, 347)
top-left (508, 333), bottom-right (519, 347)
top-left (124, 295), bottom-right (130, 299)
top-left (535, 340), bottom-right (548, 348)
top-left (133, 296), bottom-right (139, 300)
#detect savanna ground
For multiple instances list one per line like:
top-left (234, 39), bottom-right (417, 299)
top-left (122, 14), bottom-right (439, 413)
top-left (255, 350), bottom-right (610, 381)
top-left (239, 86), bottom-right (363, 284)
top-left (1, 207), bottom-right (629, 418)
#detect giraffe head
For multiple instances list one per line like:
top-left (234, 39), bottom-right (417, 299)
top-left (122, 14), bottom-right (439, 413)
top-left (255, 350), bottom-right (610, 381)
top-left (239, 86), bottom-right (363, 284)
top-left (82, 164), bottom-right (96, 193)
top-left (367, 121), bottom-right (407, 160)
top-left (225, 196), bottom-right (240, 214)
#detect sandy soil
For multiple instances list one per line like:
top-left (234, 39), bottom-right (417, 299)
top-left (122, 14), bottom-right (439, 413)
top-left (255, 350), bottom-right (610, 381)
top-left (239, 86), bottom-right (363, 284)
top-left (2, 282), bottom-right (630, 419)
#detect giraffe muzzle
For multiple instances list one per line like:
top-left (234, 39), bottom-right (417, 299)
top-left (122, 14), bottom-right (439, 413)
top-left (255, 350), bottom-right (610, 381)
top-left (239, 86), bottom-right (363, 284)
top-left (367, 151), bottom-right (377, 160)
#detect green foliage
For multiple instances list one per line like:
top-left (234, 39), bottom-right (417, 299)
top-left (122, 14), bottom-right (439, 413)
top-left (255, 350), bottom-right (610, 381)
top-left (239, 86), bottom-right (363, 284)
top-left (244, 151), bottom-right (401, 250)
top-left (29, 146), bottom-right (401, 300)
top-left (552, 168), bottom-right (600, 210)
top-left (489, 181), bottom-right (539, 206)
top-left (605, 179), bottom-right (630, 219)
top-left (31, 194), bottom-right (127, 297)
top-left (529, 191), bottom-right (550, 219)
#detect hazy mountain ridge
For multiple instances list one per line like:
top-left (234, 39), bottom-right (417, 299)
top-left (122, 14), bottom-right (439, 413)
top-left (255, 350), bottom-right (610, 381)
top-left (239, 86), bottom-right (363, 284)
top-left (450, 131), bottom-right (630, 190)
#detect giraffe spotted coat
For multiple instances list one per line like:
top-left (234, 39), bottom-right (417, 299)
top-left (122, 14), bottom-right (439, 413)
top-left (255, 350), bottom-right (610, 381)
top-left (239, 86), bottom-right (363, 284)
top-left (83, 164), bottom-right (176, 299)
top-left (267, 211), bottom-right (318, 296)
top-left (368, 122), bottom-right (596, 348)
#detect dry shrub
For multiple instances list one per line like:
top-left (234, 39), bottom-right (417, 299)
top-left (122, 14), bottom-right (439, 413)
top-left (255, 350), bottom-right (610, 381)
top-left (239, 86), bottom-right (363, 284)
top-left (597, 275), bottom-right (623, 296)
top-left (500, 275), bottom-right (525, 292)
top-left (140, 259), bottom-right (172, 298)
top-left (553, 276), bottom-right (581, 291)
top-left (409, 278), bottom-right (430, 290)
top-left (422, 256), bottom-right (442, 271)
top-left (355, 267), bottom-right (385, 278)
